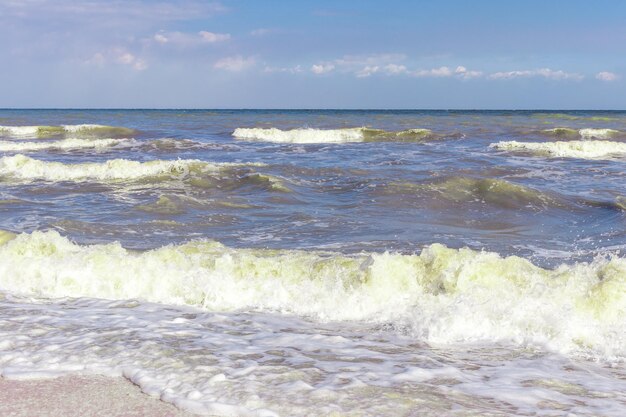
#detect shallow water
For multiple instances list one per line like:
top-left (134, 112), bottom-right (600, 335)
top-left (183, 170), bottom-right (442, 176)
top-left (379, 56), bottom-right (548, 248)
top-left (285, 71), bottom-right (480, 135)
top-left (0, 109), bottom-right (625, 416)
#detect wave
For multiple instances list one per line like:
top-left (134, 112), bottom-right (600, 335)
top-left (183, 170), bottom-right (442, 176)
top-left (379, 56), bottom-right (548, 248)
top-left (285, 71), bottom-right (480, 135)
top-left (542, 128), bottom-right (621, 139)
top-left (491, 140), bottom-right (626, 159)
top-left (383, 177), bottom-right (562, 210)
top-left (0, 154), bottom-right (259, 183)
top-left (232, 127), bottom-right (435, 144)
top-left (0, 124), bottom-right (135, 138)
top-left (135, 192), bottom-right (263, 215)
top-left (0, 230), bottom-right (623, 359)
top-left (0, 155), bottom-right (290, 193)
top-left (533, 113), bottom-right (618, 122)
top-left (0, 138), bottom-right (132, 152)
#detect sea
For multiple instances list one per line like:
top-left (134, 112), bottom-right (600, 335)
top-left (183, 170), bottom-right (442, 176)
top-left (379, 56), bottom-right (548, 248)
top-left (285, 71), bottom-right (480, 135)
top-left (0, 109), bottom-right (625, 416)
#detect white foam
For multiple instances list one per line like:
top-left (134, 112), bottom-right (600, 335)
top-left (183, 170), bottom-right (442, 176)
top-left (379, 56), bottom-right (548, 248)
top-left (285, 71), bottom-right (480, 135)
top-left (0, 230), bottom-right (623, 360)
top-left (579, 128), bottom-right (620, 139)
top-left (233, 127), bottom-right (368, 143)
top-left (491, 140), bottom-right (626, 159)
top-left (232, 127), bottom-right (433, 144)
top-left (61, 124), bottom-right (109, 132)
top-left (0, 138), bottom-right (131, 152)
top-left (542, 128), bottom-right (621, 139)
top-left (0, 126), bottom-right (41, 136)
top-left (0, 124), bottom-right (134, 138)
top-left (0, 155), bottom-right (243, 182)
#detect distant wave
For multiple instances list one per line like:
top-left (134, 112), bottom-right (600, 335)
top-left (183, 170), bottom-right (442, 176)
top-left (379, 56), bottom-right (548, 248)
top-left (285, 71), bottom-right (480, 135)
top-left (491, 140), bottom-right (626, 159)
top-left (232, 127), bottom-right (435, 143)
top-left (542, 128), bottom-right (621, 139)
top-left (0, 229), bottom-right (624, 359)
top-left (0, 124), bottom-right (135, 138)
top-left (0, 138), bottom-right (132, 152)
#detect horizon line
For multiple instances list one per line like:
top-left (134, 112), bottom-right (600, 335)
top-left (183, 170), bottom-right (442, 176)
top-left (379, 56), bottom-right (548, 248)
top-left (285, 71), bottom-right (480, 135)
top-left (1, 108), bottom-right (626, 112)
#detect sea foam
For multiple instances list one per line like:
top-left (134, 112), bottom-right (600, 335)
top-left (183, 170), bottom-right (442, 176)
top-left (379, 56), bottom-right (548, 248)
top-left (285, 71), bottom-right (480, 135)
top-left (232, 127), bottom-right (433, 143)
top-left (543, 128), bottom-right (621, 139)
top-left (491, 140), bottom-right (626, 159)
top-left (0, 124), bottom-right (135, 138)
top-left (0, 154), bottom-right (253, 182)
top-left (0, 138), bottom-right (131, 152)
top-left (0, 230), bottom-right (624, 360)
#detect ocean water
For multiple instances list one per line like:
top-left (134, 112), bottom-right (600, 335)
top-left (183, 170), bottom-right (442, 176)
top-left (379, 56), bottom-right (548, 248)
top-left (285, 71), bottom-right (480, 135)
top-left (0, 109), bottom-right (625, 416)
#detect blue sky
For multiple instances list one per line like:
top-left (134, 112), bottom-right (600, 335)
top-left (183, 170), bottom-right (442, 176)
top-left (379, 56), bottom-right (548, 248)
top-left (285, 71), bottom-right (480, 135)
top-left (1, 0), bottom-right (625, 108)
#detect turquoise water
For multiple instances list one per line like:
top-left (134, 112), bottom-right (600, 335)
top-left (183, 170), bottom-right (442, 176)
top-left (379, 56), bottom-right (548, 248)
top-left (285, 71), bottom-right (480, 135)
top-left (0, 109), bottom-right (625, 416)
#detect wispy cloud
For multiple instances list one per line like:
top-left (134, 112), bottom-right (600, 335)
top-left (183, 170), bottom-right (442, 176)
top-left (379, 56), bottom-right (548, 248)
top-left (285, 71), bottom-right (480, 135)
top-left (596, 71), bottom-right (619, 82)
top-left (312, 54), bottom-right (406, 77)
top-left (199, 31), bottom-right (230, 43)
top-left (214, 56), bottom-right (256, 72)
top-left (153, 30), bottom-right (230, 46)
top-left (310, 55), bottom-right (486, 80)
top-left (412, 66), bottom-right (453, 77)
top-left (264, 65), bottom-right (303, 74)
top-left (489, 68), bottom-right (583, 81)
top-left (84, 48), bottom-right (147, 71)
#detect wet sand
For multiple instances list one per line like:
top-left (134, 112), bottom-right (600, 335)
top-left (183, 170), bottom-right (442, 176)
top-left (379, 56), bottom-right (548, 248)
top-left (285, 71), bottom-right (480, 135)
top-left (0, 375), bottom-right (193, 417)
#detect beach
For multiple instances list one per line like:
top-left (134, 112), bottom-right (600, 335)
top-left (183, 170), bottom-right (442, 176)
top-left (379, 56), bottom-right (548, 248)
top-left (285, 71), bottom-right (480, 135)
top-left (0, 376), bottom-right (192, 417)
top-left (0, 109), bottom-right (625, 416)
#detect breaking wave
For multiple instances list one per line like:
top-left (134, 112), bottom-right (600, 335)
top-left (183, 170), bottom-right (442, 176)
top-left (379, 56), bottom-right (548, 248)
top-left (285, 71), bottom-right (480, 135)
top-left (0, 124), bottom-right (135, 138)
top-left (232, 127), bottom-right (435, 144)
top-left (0, 138), bottom-right (132, 152)
top-left (0, 230), bottom-right (624, 360)
top-left (491, 140), bottom-right (626, 159)
top-left (0, 154), bottom-right (260, 183)
top-left (542, 128), bottom-right (621, 139)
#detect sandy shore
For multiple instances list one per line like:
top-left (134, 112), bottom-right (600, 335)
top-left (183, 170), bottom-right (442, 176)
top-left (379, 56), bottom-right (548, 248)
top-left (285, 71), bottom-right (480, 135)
top-left (0, 375), bottom-right (194, 417)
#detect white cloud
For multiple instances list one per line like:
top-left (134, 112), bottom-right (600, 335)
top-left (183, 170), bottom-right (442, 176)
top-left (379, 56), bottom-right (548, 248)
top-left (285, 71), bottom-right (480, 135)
top-left (311, 64), bottom-right (335, 74)
top-left (264, 65), bottom-right (303, 74)
top-left (84, 49), bottom-right (147, 71)
top-left (214, 56), bottom-right (255, 72)
top-left (384, 64), bottom-right (408, 74)
top-left (117, 52), bottom-right (135, 65)
top-left (412, 66), bottom-right (453, 77)
top-left (153, 30), bottom-right (230, 46)
top-left (489, 68), bottom-right (583, 81)
top-left (312, 54), bottom-right (406, 77)
top-left (455, 66), bottom-right (483, 79)
top-left (596, 71), bottom-right (619, 82)
top-left (334, 53), bottom-right (406, 70)
top-left (154, 33), bottom-right (168, 44)
top-left (199, 31), bottom-right (230, 43)
top-left (115, 51), bottom-right (147, 70)
top-left (355, 66), bottom-right (380, 78)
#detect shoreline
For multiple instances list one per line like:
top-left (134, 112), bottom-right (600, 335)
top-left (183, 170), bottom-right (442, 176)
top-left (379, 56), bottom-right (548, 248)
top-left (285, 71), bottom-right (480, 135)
top-left (0, 375), bottom-right (194, 417)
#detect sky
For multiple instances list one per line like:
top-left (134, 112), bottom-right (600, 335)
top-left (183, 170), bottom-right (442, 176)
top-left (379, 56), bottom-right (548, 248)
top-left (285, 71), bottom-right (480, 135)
top-left (1, 0), bottom-right (625, 109)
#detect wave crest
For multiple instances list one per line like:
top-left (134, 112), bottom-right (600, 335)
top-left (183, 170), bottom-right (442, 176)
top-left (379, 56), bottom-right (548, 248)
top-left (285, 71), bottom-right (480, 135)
top-left (0, 230), bottom-right (624, 359)
top-left (0, 124), bottom-right (135, 138)
top-left (491, 140), bottom-right (626, 159)
top-left (382, 176), bottom-right (562, 210)
top-left (232, 127), bottom-right (434, 144)
top-left (0, 155), bottom-right (255, 182)
top-left (0, 138), bottom-right (131, 152)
